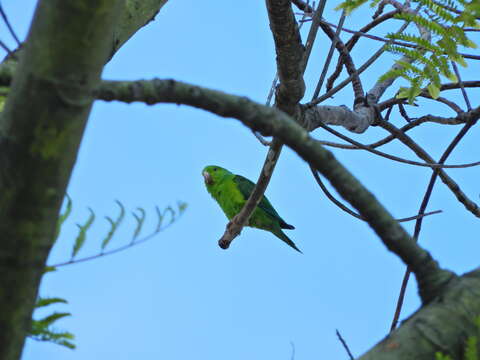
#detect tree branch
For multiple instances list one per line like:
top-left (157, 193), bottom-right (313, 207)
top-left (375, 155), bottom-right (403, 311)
top-left (218, 0), bottom-right (310, 249)
top-left (0, 1), bottom-right (125, 359)
top-left (266, 0), bottom-right (305, 114)
top-left (378, 120), bottom-right (480, 218)
top-left (97, 78), bottom-right (456, 303)
top-left (360, 269), bottom-right (480, 360)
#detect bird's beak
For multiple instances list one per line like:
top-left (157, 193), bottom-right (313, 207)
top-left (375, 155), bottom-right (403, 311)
top-left (203, 171), bottom-right (213, 185)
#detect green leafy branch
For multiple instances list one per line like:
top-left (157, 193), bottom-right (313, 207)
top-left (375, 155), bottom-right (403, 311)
top-left (337, 0), bottom-right (479, 103)
top-left (51, 198), bottom-right (187, 268)
top-left (29, 297), bottom-right (75, 350)
top-left (31, 198), bottom-right (187, 349)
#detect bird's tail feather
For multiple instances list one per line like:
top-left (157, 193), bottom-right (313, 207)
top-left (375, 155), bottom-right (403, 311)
top-left (279, 220), bottom-right (295, 230)
top-left (272, 228), bottom-right (302, 253)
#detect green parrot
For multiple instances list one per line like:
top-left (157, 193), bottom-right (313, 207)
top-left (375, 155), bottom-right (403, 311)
top-left (202, 165), bottom-right (301, 252)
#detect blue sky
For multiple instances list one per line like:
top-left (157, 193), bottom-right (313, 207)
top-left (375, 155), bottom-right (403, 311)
top-left (2, 1), bottom-right (480, 360)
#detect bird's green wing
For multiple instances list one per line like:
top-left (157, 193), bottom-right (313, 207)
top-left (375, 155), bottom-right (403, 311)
top-left (232, 175), bottom-right (293, 229)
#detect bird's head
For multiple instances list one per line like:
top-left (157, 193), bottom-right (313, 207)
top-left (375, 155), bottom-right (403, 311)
top-left (202, 165), bottom-right (230, 186)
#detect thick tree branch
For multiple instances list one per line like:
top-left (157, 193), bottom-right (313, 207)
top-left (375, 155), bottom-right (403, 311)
top-left (218, 0), bottom-right (309, 250)
top-left (97, 78), bottom-right (456, 303)
top-left (360, 269), bottom-right (480, 360)
top-left (0, 0), bottom-right (169, 80)
top-left (0, 1), bottom-right (125, 359)
top-left (266, 0), bottom-right (305, 114)
top-left (113, 0), bottom-right (168, 55)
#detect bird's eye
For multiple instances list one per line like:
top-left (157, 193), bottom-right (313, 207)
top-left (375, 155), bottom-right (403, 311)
top-left (213, 168), bottom-right (217, 171)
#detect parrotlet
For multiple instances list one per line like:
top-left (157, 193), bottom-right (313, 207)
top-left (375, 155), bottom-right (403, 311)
top-left (202, 165), bottom-right (301, 252)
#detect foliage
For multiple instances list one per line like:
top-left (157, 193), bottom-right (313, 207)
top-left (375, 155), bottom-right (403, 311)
top-left (337, 0), bottom-right (479, 103)
top-left (29, 196), bottom-right (187, 349)
top-left (29, 297), bottom-right (75, 350)
top-left (57, 197), bottom-right (187, 263)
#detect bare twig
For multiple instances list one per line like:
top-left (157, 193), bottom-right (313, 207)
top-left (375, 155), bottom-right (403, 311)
top-left (266, 73), bottom-right (278, 107)
top-left (312, 11), bottom-right (347, 99)
top-left (307, 21), bottom-right (411, 107)
top-left (432, 0), bottom-right (480, 19)
top-left (307, 16), bottom-right (366, 100)
top-left (316, 121), bottom-right (480, 169)
top-left (336, 329), bottom-right (355, 360)
top-left (253, 131), bottom-right (271, 146)
top-left (318, 113), bottom-right (466, 151)
top-left (0, 2), bottom-right (21, 46)
top-left (324, 10), bottom-right (401, 91)
top-left (291, 0), bottom-right (313, 13)
top-left (311, 166), bottom-right (441, 223)
top-left (367, 3), bottom-right (428, 104)
top-left (290, 341), bottom-right (296, 360)
top-left (302, 0), bottom-right (327, 71)
top-left (378, 81), bottom-right (480, 111)
top-left (0, 39), bottom-right (11, 54)
top-left (419, 94), bottom-right (464, 114)
top-left (378, 120), bottom-right (480, 218)
top-left (398, 103), bottom-right (411, 122)
top-left (451, 61), bottom-right (472, 111)
top-left (390, 107), bottom-right (480, 330)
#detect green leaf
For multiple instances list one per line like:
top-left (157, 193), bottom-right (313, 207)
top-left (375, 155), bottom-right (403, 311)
top-left (464, 336), bottom-right (478, 360)
top-left (55, 194), bottom-right (72, 241)
top-left (177, 201), bottom-right (188, 214)
top-left (101, 217), bottom-right (116, 250)
top-left (446, 72), bottom-right (458, 82)
top-left (35, 297), bottom-right (68, 308)
top-left (71, 208), bottom-right (95, 259)
top-left (435, 352), bottom-right (452, 360)
top-left (101, 200), bottom-right (125, 250)
top-left (115, 199), bottom-right (126, 223)
top-left (29, 325), bottom-right (76, 350)
top-left (427, 82), bottom-right (441, 99)
top-left (465, 39), bottom-right (478, 49)
top-left (164, 205), bottom-right (176, 225)
top-left (155, 206), bottom-right (164, 233)
top-left (0, 95), bottom-right (5, 112)
top-left (132, 207), bottom-right (146, 241)
top-left (30, 296), bottom-right (75, 349)
top-left (452, 55), bottom-right (468, 67)
top-left (396, 87), bottom-right (411, 99)
top-left (334, 0), bottom-right (368, 13)
top-left (397, 84), bottom-right (422, 104)
top-left (43, 266), bottom-right (57, 274)
top-left (36, 312), bottom-right (71, 327)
